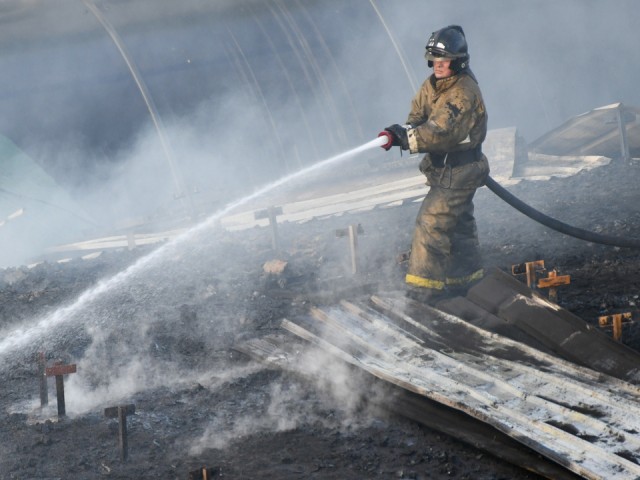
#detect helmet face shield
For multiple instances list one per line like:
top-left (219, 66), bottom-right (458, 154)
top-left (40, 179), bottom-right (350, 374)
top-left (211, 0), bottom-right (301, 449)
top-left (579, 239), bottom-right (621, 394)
top-left (425, 50), bottom-right (454, 61)
top-left (425, 48), bottom-right (456, 69)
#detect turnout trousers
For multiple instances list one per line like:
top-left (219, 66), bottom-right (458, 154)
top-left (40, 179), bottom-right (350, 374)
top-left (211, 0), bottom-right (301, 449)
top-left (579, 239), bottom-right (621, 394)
top-left (406, 154), bottom-right (490, 291)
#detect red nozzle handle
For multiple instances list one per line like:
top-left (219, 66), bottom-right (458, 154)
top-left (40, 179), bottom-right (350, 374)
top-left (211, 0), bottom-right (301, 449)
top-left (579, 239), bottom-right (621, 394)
top-left (378, 130), bottom-right (393, 151)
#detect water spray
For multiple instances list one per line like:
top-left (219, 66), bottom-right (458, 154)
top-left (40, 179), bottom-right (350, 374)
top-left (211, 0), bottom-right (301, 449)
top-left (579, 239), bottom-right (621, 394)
top-left (0, 136), bottom-right (387, 365)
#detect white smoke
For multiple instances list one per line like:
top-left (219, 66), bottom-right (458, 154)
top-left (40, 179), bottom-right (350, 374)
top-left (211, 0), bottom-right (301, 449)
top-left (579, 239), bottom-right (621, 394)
top-left (188, 345), bottom-right (387, 455)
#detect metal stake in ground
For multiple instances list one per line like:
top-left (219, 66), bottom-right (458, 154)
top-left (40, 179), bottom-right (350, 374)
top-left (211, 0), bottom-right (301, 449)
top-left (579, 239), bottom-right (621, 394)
top-left (254, 206), bottom-right (283, 251)
top-left (45, 361), bottom-right (77, 418)
top-left (37, 352), bottom-right (48, 407)
top-left (104, 404), bottom-right (136, 462)
top-left (335, 224), bottom-right (364, 274)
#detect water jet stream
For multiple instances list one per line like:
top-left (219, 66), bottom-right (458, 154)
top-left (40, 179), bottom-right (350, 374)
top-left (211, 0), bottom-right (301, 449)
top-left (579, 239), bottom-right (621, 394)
top-left (0, 136), bottom-right (387, 367)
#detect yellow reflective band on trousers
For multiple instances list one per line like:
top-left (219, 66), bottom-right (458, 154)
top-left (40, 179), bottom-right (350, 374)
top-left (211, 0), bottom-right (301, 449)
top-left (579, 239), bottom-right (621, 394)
top-left (405, 273), bottom-right (445, 290)
top-left (445, 269), bottom-right (484, 286)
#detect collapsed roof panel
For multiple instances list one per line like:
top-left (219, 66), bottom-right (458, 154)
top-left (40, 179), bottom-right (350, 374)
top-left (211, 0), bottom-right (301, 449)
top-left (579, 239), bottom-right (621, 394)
top-left (527, 103), bottom-right (640, 160)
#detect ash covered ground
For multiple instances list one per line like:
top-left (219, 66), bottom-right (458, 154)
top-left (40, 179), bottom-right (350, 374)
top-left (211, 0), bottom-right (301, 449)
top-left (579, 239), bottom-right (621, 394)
top-left (1, 159), bottom-right (639, 479)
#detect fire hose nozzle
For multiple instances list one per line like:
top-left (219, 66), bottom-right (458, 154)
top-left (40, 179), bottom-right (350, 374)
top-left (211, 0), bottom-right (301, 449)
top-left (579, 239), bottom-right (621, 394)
top-left (378, 130), bottom-right (394, 151)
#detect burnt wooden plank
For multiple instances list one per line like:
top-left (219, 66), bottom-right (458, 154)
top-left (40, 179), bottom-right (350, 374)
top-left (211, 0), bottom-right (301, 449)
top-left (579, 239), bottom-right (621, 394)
top-left (370, 294), bottom-right (640, 398)
top-left (436, 296), bottom-right (554, 353)
top-left (498, 295), bottom-right (640, 379)
top-left (334, 300), bottom-right (640, 444)
top-left (466, 268), bottom-right (640, 382)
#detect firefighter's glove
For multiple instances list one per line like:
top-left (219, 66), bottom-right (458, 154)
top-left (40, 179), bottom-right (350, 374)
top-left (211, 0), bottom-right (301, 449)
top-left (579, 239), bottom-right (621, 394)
top-left (384, 124), bottom-right (410, 151)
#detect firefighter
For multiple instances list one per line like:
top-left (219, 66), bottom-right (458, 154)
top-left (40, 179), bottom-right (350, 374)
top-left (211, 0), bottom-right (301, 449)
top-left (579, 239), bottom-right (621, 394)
top-left (380, 25), bottom-right (489, 304)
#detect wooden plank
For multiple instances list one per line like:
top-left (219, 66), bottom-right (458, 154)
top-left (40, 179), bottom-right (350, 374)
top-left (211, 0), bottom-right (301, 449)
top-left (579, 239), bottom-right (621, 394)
top-left (370, 293), bottom-right (640, 399)
top-left (220, 175), bottom-right (427, 231)
top-left (437, 296), bottom-right (555, 353)
top-left (332, 301), bottom-right (640, 448)
top-left (282, 301), bottom-right (640, 479)
top-left (498, 295), bottom-right (640, 379)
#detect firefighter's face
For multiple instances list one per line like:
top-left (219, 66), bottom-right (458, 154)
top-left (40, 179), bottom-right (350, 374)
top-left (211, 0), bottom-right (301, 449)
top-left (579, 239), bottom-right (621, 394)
top-left (433, 58), bottom-right (453, 79)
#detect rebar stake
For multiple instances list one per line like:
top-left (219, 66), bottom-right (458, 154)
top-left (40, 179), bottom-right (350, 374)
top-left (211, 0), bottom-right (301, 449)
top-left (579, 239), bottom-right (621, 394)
top-left (45, 362), bottom-right (77, 418)
top-left (104, 404), bottom-right (136, 462)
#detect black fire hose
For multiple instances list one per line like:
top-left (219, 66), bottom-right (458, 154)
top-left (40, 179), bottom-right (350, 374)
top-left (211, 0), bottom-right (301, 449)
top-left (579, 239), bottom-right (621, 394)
top-left (484, 175), bottom-right (640, 249)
